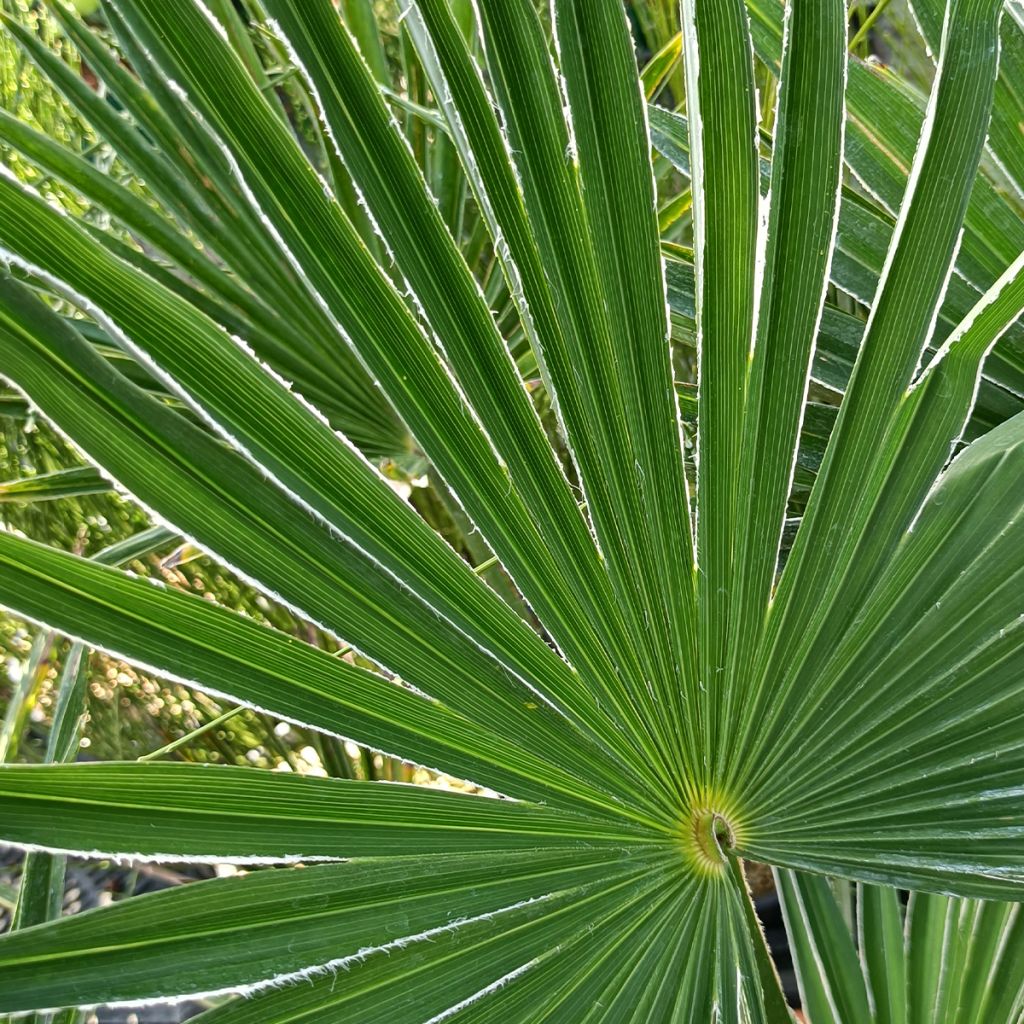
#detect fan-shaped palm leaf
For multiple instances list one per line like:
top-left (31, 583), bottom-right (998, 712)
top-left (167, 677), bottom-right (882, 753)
top-left (0, 0), bottom-right (1022, 1020)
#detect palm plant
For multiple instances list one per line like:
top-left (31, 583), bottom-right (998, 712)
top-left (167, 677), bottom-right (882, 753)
top-left (0, 0), bottom-right (1022, 1020)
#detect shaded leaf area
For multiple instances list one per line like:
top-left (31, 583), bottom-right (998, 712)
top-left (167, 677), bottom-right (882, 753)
top-left (653, 113), bottom-right (1024, 441)
top-left (779, 870), bottom-right (1024, 1024)
top-left (1, 0), bottom-right (407, 459)
top-left (743, 0), bottom-right (1024, 396)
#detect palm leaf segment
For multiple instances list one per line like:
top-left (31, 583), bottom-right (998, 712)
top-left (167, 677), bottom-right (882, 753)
top-left (0, 0), bottom-right (1022, 1019)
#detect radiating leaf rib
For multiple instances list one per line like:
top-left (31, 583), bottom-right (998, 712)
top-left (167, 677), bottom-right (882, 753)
top-left (10, 526), bottom-right (174, 945)
top-left (0, 528), bottom-right (659, 818)
top-left (716, 0), bottom-right (846, 778)
top-left (0, 199), bottom-right (659, 811)
top-left (0, 761), bottom-right (657, 863)
top-left (733, 0), bottom-right (1009, 787)
top-left (65, 235), bottom-right (280, 386)
top-left (550, 0), bottom-right (698, 768)
top-left (960, 904), bottom-right (1024, 1023)
top-left (668, 891), bottom-right (718, 1018)
top-left (572, 900), bottom-right (693, 1022)
top-left (803, 882), bottom-right (1024, 1024)
top-left (103, 0), bottom-right (665, 776)
top-left (664, 245), bottom-right (1022, 443)
top-left (0, 274), bottom-right (655, 816)
top-left (46, 0), bottom-right (253, 218)
top-left (679, 0), bottom-right (761, 786)
top-left (410, 0), bottom-right (680, 775)
top-left (0, 116), bottom-right (342, 426)
top-left (188, 858), bottom-right (671, 1024)
top-left (823, 195), bottom-right (1024, 432)
top-left (845, 43), bottom-right (1024, 299)
top-left (620, 899), bottom-right (709, 1023)
top-left (419, 876), bottom-right (689, 1023)
top-left (262, 0), bottom-right (575, 525)
top-left (260, 0), bottom-right (610, 612)
top-left (739, 412), bottom-right (1024, 898)
top-left (0, 108), bottom-right (269, 339)
top-left (981, 7), bottom-right (1024, 198)
top-left (9, 9), bottom-right (288, 330)
top-left (836, 187), bottom-right (1024, 402)
top-left (934, 900), bottom-right (991, 1024)
top-left (713, 872), bottom-right (792, 1024)
top-left (189, 868), bottom-right (779, 1024)
top-left (1, 14), bottom-right (208, 244)
top-left (87, 6), bottom-right (407, 442)
top-left (433, 0), bottom-right (698, 780)
top-left (723, 856), bottom-right (793, 1024)
top-left (0, 849), bottom-right (659, 1013)
top-left (461, 868), bottom-right (783, 1024)
top-left (0, 2), bottom-right (1020, 1017)
top-left (906, 893), bottom-right (958, 1024)
top-left (978, 905), bottom-right (1024, 1023)
top-left (747, 0), bottom-right (1024, 284)
top-left (247, 0), bottom-right (662, 773)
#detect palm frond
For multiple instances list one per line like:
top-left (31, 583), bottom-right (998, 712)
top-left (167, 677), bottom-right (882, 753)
top-left (0, 0), bottom-right (1021, 1019)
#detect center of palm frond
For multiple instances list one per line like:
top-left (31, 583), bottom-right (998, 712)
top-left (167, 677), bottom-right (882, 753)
top-left (682, 808), bottom-right (738, 875)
